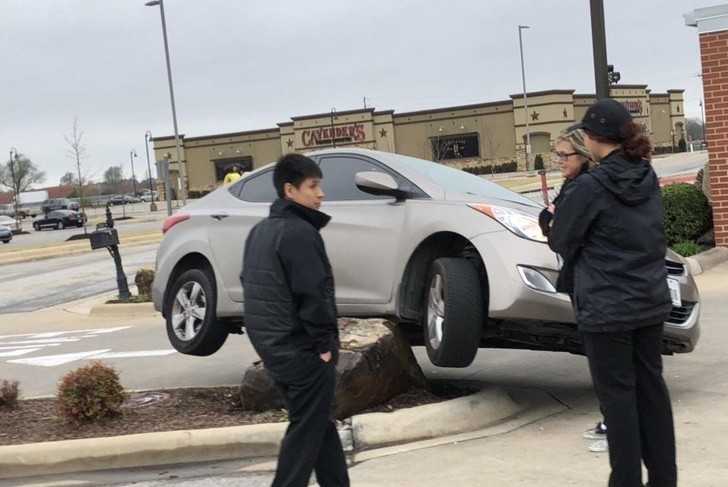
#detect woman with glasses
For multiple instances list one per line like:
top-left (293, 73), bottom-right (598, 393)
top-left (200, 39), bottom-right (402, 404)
top-left (539, 127), bottom-right (609, 453)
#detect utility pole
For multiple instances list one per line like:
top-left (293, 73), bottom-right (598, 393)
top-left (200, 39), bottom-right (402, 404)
top-left (129, 150), bottom-right (138, 196)
top-left (8, 148), bottom-right (21, 232)
top-left (518, 25), bottom-right (532, 171)
top-left (330, 108), bottom-right (337, 148)
top-left (590, 0), bottom-right (610, 99)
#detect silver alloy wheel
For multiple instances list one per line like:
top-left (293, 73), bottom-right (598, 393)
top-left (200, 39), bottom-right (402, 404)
top-left (427, 274), bottom-right (445, 350)
top-left (171, 281), bottom-right (207, 342)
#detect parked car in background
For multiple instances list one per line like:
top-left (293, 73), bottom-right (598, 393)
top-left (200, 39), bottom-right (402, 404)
top-left (152, 148), bottom-right (701, 367)
top-left (141, 190), bottom-right (159, 202)
top-left (0, 225), bottom-right (12, 244)
top-left (33, 210), bottom-right (86, 231)
top-left (41, 198), bottom-right (80, 214)
top-left (109, 194), bottom-right (142, 206)
top-left (0, 216), bottom-right (21, 233)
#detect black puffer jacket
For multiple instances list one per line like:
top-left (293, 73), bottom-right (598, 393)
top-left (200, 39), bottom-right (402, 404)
top-left (548, 150), bottom-right (672, 332)
top-left (241, 199), bottom-right (339, 371)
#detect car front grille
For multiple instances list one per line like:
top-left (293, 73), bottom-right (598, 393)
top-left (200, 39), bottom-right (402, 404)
top-left (665, 260), bottom-right (686, 276)
top-left (667, 301), bottom-right (696, 325)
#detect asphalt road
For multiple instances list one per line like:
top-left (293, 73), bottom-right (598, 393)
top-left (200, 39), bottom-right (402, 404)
top-left (651, 150), bottom-right (708, 177)
top-left (0, 243), bottom-right (158, 314)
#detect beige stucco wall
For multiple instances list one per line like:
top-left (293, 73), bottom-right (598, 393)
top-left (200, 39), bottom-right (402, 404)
top-left (650, 96), bottom-right (672, 147)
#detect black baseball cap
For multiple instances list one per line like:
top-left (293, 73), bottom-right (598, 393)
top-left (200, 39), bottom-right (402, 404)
top-left (574, 98), bottom-right (632, 141)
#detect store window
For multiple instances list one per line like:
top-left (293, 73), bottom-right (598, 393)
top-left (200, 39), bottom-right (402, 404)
top-left (431, 133), bottom-right (480, 161)
top-left (213, 157), bottom-right (253, 182)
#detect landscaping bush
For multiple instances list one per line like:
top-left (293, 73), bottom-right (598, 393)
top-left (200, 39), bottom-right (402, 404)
top-left (462, 161), bottom-right (518, 176)
top-left (0, 380), bottom-right (19, 409)
top-left (662, 183), bottom-right (712, 246)
top-left (57, 362), bottom-right (126, 423)
top-left (671, 241), bottom-right (703, 258)
top-left (134, 268), bottom-right (155, 299)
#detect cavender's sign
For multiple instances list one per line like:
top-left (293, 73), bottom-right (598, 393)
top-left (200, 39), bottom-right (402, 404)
top-left (301, 123), bottom-right (366, 147)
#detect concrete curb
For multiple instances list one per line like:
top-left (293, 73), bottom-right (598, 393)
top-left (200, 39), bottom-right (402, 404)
top-left (0, 387), bottom-right (529, 480)
top-left (89, 301), bottom-right (158, 318)
top-left (684, 246), bottom-right (728, 276)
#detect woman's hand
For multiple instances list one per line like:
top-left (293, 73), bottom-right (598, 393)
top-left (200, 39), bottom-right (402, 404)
top-left (548, 204), bottom-right (555, 214)
top-left (320, 351), bottom-right (332, 363)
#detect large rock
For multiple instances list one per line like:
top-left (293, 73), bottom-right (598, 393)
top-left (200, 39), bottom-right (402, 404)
top-left (239, 318), bottom-right (427, 419)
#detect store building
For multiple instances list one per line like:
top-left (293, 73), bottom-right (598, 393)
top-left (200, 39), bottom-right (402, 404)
top-left (152, 85), bottom-right (686, 197)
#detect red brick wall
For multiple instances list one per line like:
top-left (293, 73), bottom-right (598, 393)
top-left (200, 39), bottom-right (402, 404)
top-left (700, 30), bottom-right (728, 247)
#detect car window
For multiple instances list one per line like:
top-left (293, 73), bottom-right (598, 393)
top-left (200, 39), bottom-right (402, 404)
top-left (239, 170), bottom-right (276, 203)
top-left (318, 156), bottom-right (392, 201)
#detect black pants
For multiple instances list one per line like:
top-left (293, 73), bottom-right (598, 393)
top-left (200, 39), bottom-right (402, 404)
top-left (582, 324), bottom-right (677, 487)
top-left (270, 354), bottom-right (349, 487)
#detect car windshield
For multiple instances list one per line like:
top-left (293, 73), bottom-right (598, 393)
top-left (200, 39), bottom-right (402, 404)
top-left (390, 154), bottom-right (539, 207)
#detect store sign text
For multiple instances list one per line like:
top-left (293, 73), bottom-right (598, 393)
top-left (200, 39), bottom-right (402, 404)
top-left (301, 123), bottom-right (366, 147)
top-left (623, 100), bottom-right (643, 115)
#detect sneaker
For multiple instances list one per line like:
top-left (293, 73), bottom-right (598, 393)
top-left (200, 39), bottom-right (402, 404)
top-left (583, 421), bottom-right (607, 440)
top-left (588, 439), bottom-right (608, 453)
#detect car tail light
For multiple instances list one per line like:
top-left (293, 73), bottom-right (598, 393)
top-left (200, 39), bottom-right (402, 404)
top-left (162, 213), bottom-right (190, 234)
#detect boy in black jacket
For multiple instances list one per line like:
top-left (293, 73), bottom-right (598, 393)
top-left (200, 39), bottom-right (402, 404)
top-left (241, 153), bottom-right (349, 487)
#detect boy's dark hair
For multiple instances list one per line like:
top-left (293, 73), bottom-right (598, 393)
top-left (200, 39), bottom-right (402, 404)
top-left (273, 153), bottom-right (322, 198)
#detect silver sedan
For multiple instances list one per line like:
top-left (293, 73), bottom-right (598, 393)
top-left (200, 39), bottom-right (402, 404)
top-left (152, 149), bottom-right (700, 367)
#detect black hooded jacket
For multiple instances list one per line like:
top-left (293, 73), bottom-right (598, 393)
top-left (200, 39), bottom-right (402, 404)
top-left (547, 150), bottom-right (672, 332)
top-left (241, 198), bottom-right (339, 371)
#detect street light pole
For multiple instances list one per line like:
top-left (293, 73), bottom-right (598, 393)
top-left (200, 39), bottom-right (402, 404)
top-left (590, 0), bottom-right (610, 99)
top-left (146, 0), bottom-right (186, 205)
top-left (129, 150), bottom-right (138, 196)
top-left (8, 147), bottom-right (21, 232)
top-left (518, 25), bottom-right (532, 171)
top-left (330, 107), bottom-right (337, 148)
top-left (144, 131), bottom-right (158, 212)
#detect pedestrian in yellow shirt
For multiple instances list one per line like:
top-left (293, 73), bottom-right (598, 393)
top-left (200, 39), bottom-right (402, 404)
top-left (223, 165), bottom-right (242, 185)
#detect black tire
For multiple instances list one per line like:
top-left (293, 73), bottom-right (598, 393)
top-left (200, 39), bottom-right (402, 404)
top-left (423, 258), bottom-right (484, 368)
top-left (164, 268), bottom-right (227, 356)
top-left (33, 223), bottom-right (39, 231)
top-left (2, 240), bottom-right (9, 244)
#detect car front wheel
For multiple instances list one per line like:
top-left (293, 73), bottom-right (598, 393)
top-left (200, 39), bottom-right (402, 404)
top-left (423, 258), bottom-right (484, 368)
top-left (164, 268), bottom-right (228, 356)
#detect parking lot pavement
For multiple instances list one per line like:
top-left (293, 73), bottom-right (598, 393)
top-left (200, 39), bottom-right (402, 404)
top-left (0, 308), bottom-right (259, 397)
top-left (0, 243), bottom-right (158, 313)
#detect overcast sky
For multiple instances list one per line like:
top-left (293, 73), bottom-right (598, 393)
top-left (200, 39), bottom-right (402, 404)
top-left (0, 0), bottom-right (719, 187)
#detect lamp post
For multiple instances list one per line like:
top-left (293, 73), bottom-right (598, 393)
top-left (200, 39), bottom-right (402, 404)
top-left (145, 0), bottom-right (186, 205)
top-left (330, 107), bottom-right (337, 148)
top-left (129, 150), bottom-right (138, 196)
top-left (144, 131), bottom-right (158, 212)
top-left (8, 147), bottom-right (21, 232)
top-left (589, 0), bottom-right (610, 99)
top-left (518, 25), bottom-right (532, 171)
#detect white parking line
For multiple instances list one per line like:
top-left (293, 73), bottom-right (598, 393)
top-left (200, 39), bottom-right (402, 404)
top-left (89, 350), bottom-right (176, 359)
top-left (0, 326), bottom-right (132, 341)
top-left (0, 344), bottom-right (61, 350)
top-left (0, 338), bottom-right (81, 346)
top-left (7, 349), bottom-right (112, 367)
top-left (0, 348), bottom-right (43, 357)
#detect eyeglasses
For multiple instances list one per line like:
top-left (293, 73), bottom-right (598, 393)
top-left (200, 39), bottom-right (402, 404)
top-left (552, 151), bottom-right (579, 161)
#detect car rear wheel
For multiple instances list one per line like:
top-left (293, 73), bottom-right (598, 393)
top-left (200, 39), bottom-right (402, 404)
top-left (423, 258), bottom-right (483, 368)
top-left (164, 268), bottom-right (228, 356)
top-left (33, 223), bottom-right (39, 231)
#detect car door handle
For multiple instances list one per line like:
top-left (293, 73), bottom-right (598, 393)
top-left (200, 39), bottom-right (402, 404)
top-left (210, 214), bottom-right (229, 221)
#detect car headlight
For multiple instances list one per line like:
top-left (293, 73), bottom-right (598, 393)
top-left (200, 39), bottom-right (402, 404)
top-left (469, 203), bottom-right (546, 243)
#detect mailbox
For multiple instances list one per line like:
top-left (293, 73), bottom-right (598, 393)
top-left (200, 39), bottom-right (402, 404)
top-left (89, 228), bottom-right (119, 250)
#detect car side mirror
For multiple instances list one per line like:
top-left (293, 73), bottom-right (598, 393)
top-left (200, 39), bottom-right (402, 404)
top-left (355, 171), bottom-right (405, 199)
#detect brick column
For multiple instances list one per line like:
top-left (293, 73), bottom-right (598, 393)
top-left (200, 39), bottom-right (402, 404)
top-left (686, 5), bottom-right (728, 247)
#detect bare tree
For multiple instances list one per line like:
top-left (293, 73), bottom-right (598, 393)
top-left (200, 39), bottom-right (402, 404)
top-left (65, 117), bottom-right (89, 234)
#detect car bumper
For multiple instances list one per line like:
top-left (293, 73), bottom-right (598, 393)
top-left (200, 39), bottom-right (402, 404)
top-left (470, 231), bottom-right (702, 352)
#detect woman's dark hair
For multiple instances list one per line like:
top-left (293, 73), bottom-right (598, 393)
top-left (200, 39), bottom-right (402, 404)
top-left (586, 121), bottom-right (652, 162)
top-left (273, 153), bottom-right (323, 198)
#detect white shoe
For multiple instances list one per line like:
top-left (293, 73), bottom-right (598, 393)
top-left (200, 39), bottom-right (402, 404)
top-left (588, 439), bottom-right (608, 453)
top-left (583, 421), bottom-right (607, 440)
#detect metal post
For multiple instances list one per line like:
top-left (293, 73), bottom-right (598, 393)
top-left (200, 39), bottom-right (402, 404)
top-left (104, 204), bottom-right (130, 300)
top-left (700, 99), bottom-right (706, 145)
top-left (590, 0), bottom-right (610, 99)
top-left (147, 0), bottom-right (186, 205)
top-left (144, 131), bottom-right (158, 212)
top-left (8, 148), bottom-right (21, 232)
top-left (161, 157), bottom-right (173, 215)
top-left (129, 150), bottom-right (138, 196)
top-left (518, 25), bottom-right (532, 171)
top-left (330, 108), bottom-right (337, 148)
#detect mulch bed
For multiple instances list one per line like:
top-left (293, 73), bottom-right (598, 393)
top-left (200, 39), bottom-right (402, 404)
top-left (0, 383), bottom-right (475, 447)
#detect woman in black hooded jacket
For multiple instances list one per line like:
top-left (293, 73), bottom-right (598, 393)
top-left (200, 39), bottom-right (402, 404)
top-left (549, 99), bottom-right (676, 487)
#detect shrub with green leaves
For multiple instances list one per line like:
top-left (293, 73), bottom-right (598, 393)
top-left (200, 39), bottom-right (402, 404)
top-left (0, 380), bottom-right (19, 409)
top-left (662, 183), bottom-right (712, 246)
top-left (671, 241), bottom-right (703, 257)
top-left (57, 362), bottom-right (126, 423)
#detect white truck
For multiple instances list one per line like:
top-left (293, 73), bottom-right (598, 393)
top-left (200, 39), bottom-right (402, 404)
top-left (16, 190), bottom-right (49, 219)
